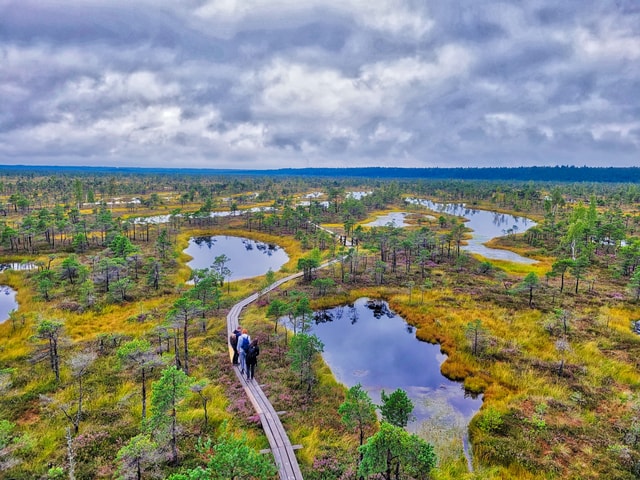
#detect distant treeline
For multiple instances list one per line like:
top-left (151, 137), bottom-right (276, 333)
top-left (253, 166), bottom-right (640, 183)
top-left (1, 165), bottom-right (639, 183)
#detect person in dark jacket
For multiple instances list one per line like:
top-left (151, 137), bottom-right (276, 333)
top-left (246, 339), bottom-right (260, 381)
top-left (230, 325), bottom-right (242, 365)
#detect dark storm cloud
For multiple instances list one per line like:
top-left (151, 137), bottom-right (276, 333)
top-left (0, 0), bottom-right (638, 168)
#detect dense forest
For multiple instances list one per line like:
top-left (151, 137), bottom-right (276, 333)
top-left (0, 167), bottom-right (639, 479)
top-left (3, 165), bottom-right (640, 183)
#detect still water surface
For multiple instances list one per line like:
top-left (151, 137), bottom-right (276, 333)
top-left (363, 212), bottom-right (409, 227)
top-left (184, 236), bottom-right (289, 281)
top-left (0, 264), bottom-right (27, 323)
top-left (131, 207), bottom-right (274, 225)
top-left (311, 298), bottom-right (482, 460)
top-left (0, 286), bottom-right (18, 323)
top-left (408, 198), bottom-right (538, 264)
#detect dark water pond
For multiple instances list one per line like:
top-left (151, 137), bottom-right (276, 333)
top-left (0, 286), bottom-right (18, 323)
top-left (184, 236), bottom-right (289, 281)
top-left (407, 198), bottom-right (537, 264)
top-left (311, 298), bottom-right (482, 461)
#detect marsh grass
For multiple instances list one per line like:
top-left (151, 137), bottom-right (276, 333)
top-left (343, 257), bottom-right (640, 479)
top-left (0, 228), bottom-right (288, 477)
top-left (1, 192), bottom-right (640, 479)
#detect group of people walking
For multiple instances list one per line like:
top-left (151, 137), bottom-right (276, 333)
top-left (230, 326), bottom-right (260, 381)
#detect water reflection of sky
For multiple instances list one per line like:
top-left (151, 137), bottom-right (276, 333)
top-left (347, 191), bottom-right (372, 200)
top-left (407, 198), bottom-right (538, 264)
top-left (0, 262), bottom-right (36, 272)
top-left (184, 236), bottom-right (289, 281)
top-left (131, 207), bottom-right (274, 225)
top-left (0, 286), bottom-right (18, 323)
top-left (363, 212), bottom-right (409, 227)
top-left (311, 298), bottom-right (482, 433)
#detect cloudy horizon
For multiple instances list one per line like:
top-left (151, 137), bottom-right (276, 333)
top-left (1, 1), bottom-right (639, 169)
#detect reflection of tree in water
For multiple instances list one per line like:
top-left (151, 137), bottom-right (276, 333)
top-left (192, 236), bottom-right (282, 256)
top-left (347, 304), bottom-right (358, 325)
top-left (313, 309), bottom-right (334, 324)
top-left (365, 299), bottom-right (395, 319)
top-left (193, 236), bottom-right (217, 247)
top-left (255, 241), bottom-right (279, 256)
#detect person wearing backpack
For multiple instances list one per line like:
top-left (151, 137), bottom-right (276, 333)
top-left (238, 329), bottom-right (251, 375)
top-left (246, 339), bottom-right (260, 381)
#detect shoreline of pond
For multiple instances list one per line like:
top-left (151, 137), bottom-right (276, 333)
top-left (183, 234), bottom-right (290, 282)
top-left (309, 297), bottom-right (483, 471)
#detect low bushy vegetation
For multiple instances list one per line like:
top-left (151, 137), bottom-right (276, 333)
top-left (0, 171), bottom-right (639, 478)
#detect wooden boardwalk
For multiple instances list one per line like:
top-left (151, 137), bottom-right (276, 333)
top-left (226, 271), bottom-right (305, 480)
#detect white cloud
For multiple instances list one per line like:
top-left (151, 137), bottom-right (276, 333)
top-left (360, 45), bottom-right (472, 90)
top-left (1, 1), bottom-right (639, 168)
top-left (591, 122), bottom-right (640, 145)
top-left (369, 124), bottom-right (413, 144)
top-left (249, 60), bottom-right (381, 121)
top-left (484, 113), bottom-right (527, 138)
top-left (574, 22), bottom-right (640, 62)
top-left (249, 44), bottom-right (471, 131)
top-left (56, 71), bottom-right (180, 107)
top-left (192, 0), bottom-right (432, 39)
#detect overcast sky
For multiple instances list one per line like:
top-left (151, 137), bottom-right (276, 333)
top-left (1, 1), bottom-right (639, 169)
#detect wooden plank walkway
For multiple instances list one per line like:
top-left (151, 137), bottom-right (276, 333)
top-left (226, 271), bottom-right (305, 480)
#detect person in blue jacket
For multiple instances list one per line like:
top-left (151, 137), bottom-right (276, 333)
top-left (238, 329), bottom-right (251, 374)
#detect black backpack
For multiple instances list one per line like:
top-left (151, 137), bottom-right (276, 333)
top-left (246, 345), bottom-right (258, 362)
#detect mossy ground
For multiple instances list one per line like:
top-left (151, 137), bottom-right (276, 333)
top-left (0, 186), bottom-right (639, 479)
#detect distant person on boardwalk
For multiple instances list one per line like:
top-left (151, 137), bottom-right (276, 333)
top-left (238, 328), bottom-right (251, 374)
top-left (230, 325), bottom-right (242, 365)
top-left (246, 339), bottom-right (260, 381)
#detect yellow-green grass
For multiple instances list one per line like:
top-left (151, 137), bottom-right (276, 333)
top-left (0, 243), bottom-right (249, 473)
top-left (21, 425), bottom-right (66, 470)
top-left (606, 305), bottom-right (640, 335)
top-left (289, 425), bottom-right (325, 465)
top-left (318, 222), bottom-right (343, 229)
top-left (286, 359), bottom-right (349, 465)
top-left (575, 341), bottom-right (640, 387)
top-left (363, 279), bottom-right (639, 405)
top-left (477, 255), bottom-right (552, 277)
top-left (1, 195), bottom-right (638, 479)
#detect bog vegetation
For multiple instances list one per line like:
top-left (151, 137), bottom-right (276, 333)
top-left (0, 170), bottom-right (639, 479)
